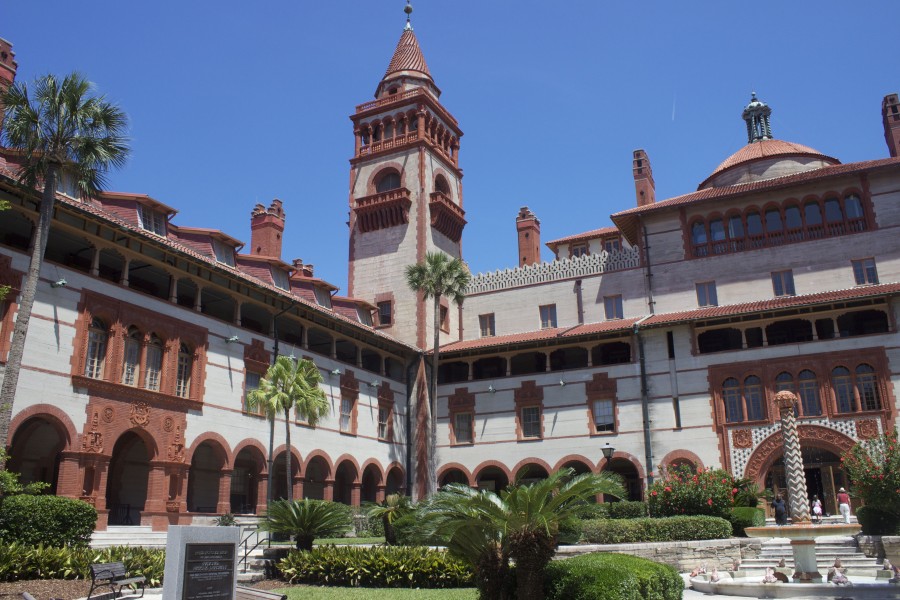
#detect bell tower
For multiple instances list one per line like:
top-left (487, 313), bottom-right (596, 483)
top-left (347, 4), bottom-right (465, 349)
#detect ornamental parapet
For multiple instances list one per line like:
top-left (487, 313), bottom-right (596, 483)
top-left (429, 192), bottom-right (466, 242)
top-left (354, 188), bottom-right (412, 233)
top-left (355, 89), bottom-right (423, 113)
top-left (467, 247), bottom-right (641, 295)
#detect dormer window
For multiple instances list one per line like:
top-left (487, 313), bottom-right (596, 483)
top-left (212, 239), bottom-right (235, 267)
top-left (57, 171), bottom-right (80, 199)
top-left (357, 307), bottom-right (373, 326)
top-left (314, 287), bottom-right (332, 309)
top-left (139, 205), bottom-right (167, 236)
top-left (571, 243), bottom-right (588, 257)
top-left (271, 267), bottom-right (290, 290)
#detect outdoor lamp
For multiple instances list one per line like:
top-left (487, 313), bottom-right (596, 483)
top-left (601, 443), bottom-right (615, 460)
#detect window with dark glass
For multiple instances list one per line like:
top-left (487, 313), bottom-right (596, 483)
top-left (784, 205), bottom-right (802, 229)
top-left (479, 313), bottom-right (495, 337)
top-left (122, 327), bottom-right (141, 386)
top-left (176, 343), bottom-right (192, 398)
top-left (378, 407), bottom-right (389, 439)
top-left (139, 206), bottom-right (167, 236)
top-left (744, 375), bottom-right (765, 420)
top-left (824, 197), bottom-right (843, 223)
top-left (145, 334), bottom-right (163, 391)
top-left (539, 304), bottom-right (557, 329)
top-left (571, 243), bottom-right (588, 257)
top-left (604, 238), bottom-right (621, 253)
top-left (604, 295), bottom-right (623, 320)
top-left (856, 364), bottom-right (881, 411)
top-left (454, 412), bottom-right (473, 443)
top-left (691, 222), bottom-right (707, 245)
top-left (314, 286), bottom-right (332, 309)
top-left (244, 372), bottom-right (263, 415)
top-left (696, 281), bottom-right (718, 307)
top-left (376, 172), bottom-right (401, 193)
top-left (377, 301), bottom-right (392, 326)
top-left (592, 399), bottom-right (615, 433)
top-left (771, 270), bottom-right (795, 297)
top-left (798, 370), bottom-right (821, 416)
top-left (746, 212), bottom-right (763, 235)
top-left (521, 406), bottom-right (541, 438)
top-left (723, 378), bottom-right (742, 423)
top-left (852, 258), bottom-right (878, 285)
top-left (832, 366), bottom-right (855, 413)
top-left (85, 318), bottom-right (108, 379)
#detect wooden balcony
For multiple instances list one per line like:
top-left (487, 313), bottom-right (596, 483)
top-left (354, 188), bottom-right (412, 233)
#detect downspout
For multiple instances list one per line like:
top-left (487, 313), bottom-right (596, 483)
top-left (636, 214), bottom-right (656, 486)
top-left (575, 279), bottom-right (584, 324)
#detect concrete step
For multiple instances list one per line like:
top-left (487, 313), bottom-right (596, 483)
top-left (236, 572), bottom-right (266, 583)
top-left (91, 526), bottom-right (168, 548)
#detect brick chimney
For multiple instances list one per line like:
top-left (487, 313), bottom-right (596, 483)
top-left (882, 93), bottom-right (900, 158)
top-left (250, 199), bottom-right (286, 258)
top-left (0, 38), bottom-right (18, 132)
top-left (516, 206), bottom-right (541, 267)
top-left (291, 258), bottom-right (314, 278)
top-left (633, 149), bottom-right (655, 207)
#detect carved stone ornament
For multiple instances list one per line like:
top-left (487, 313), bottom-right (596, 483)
top-left (773, 390), bottom-right (798, 413)
top-left (81, 410), bottom-right (103, 454)
top-left (129, 402), bottom-right (151, 428)
top-left (163, 416), bottom-right (174, 433)
top-left (166, 501), bottom-right (180, 513)
top-left (79, 496), bottom-right (97, 507)
top-left (856, 419), bottom-right (879, 440)
top-left (732, 429), bottom-right (753, 449)
top-left (102, 407), bottom-right (114, 423)
top-left (168, 425), bottom-right (185, 462)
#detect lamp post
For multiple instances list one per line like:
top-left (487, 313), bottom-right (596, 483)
top-left (601, 443), bottom-right (615, 461)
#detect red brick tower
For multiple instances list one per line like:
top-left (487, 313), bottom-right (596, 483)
top-left (632, 149), bottom-right (655, 207)
top-left (347, 6), bottom-right (465, 350)
top-left (250, 199), bottom-right (286, 258)
top-left (882, 93), bottom-right (900, 158)
top-left (516, 207), bottom-right (541, 266)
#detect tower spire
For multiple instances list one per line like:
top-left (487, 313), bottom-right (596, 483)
top-left (404, 1), bottom-right (413, 31)
top-left (742, 92), bottom-right (773, 143)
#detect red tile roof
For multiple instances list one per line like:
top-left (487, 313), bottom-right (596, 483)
top-left (439, 318), bottom-right (637, 354)
top-left (641, 283), bottom-right (900, 327)
top-left (705, 139), bottom-right (838, 182)
top-left (611, 157), bottom-right (900, 244)
top-left (545, 226), bottom-right (620, 248)
top-left (384, 30), bottom-right (431, 80)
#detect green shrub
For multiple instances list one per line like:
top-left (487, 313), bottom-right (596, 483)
top-left (729, 507), bottom-right (765, 537)
top-left (856, 505), bottom-right (900, 535)
top-left (581, 515), bottom-right (731, 544)
top-left (607, 501), bottom-right (649, 519)
top-left (277, 545), bottom-right (473, 588)
top-left (648, 465), bottom-right (737, 519)
top-left (545, 552), bottom-right (682, 600)
top-left (0, 543), bottom-right (165, 584)
top-left (842, 432), bottom-right (900, 517)
top-left (0, 495), bottom-right (97, 547)
top-left (575, 502), bottom-right (609, 520)
top-left (261, 499), bottom-right (353, 550)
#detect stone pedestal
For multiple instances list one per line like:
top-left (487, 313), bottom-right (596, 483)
top-left (163, 525), bottom-right (240, 600)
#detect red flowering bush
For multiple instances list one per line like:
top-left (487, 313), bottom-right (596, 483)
top-left (647, 465), bottom-right (736, 519)
top-left (841, 432), bottom-right (900, 517)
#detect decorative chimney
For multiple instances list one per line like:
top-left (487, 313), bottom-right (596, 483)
top-left (882, 93), bottom-right (900, 158)
top-left (0, 37), bottom-right (18, 132)
top-left (250, 199), bottom-right (286, 258)
top-left (516, 206), bottom-right (541, 267)
top-left (632, 149), bottom-right (655, 207)
top-left (291, 258), bottom-right (314, 278)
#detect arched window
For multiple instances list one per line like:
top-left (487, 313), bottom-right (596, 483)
top-left (691, 221), bottom-right (707, 245)
top-left (727, 214), bottom-right (744, 238)
top-left (831, 366), bottom-right (854, 413)
top-left (784, 204), bottom-right (802, 230)
top-left (798, 370), bottom-right (821, 416)
top-left (845, 194), bottom-right (864, 219)
top-left (746, 211), bottom-right (763, 237)
top-left (434, 174), bottom-right (451, 196)
top-left (824, 197), bottom-right (843, 223)
top-left (709, 219), bottom-right (725, 241)
top-left (85, 318), bottom-right (108, 379)
top-left (723, 378), bottom-right (742, 423)
top-left (375, 171), bottom-right (401, 193)
top-left (144, 334), bottom-right (163, 391)
top-left (804, 201), bottom-right (823, 227)
top-left (775, 371), bottom-right (794, 393)
top-left (856, 364), bottom-right (881, 411)
top-left (765, 208), bottom-right (783, 233)
top-left (176, 343), bottom-right (192, 398)
top-left (744, 375), bottom-right (765, 421)
top-left (122, 326), bottom-right (142, 386)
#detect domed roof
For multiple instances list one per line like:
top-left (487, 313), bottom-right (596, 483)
top-left (712, 139), bottom-right (835, 176)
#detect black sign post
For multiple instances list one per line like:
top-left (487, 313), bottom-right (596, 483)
top-left (182, 543), bottom-right (236, 600)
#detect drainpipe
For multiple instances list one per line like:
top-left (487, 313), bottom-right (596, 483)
top-left (633, 315), bottom-right (654, 487)
top-left (639, 215), bottom-right (655, 313)
top-left (575, 279), bottom-right (584, 324)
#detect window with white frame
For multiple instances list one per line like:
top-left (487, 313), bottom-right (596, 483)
top-left (84, 318), bottom-right (108, 379)
top-left (604, 295), bottom-right (623, 320)
top-left (852, 258), bottom-right (878, 285)
top-left (539, 304), bottom-right (557, 329)
top-left (771, 270), bottom-right (795, 297)
top-left (138, 205), bottom-right (167, 236)
top-left (479, 313), bottom-right (495, 337)
top-left (592, 399), bottom-right (615, 433)
top-left (520, 406), bottom-right (541, 438)
top-left (604, 237), bottom-right (621, 253)
top-left (696, 281), bottom-right (718, 307)
top-left (454, 412), bottom-right (473, 443)
top-left (271, 267), bottom-right (290, 290)
top-left (571, 243), bottom-right (588, 257)
top-left (212, 239), bottom-right (235, 267)
top-left (314, 286), bottom-right (333, 308)
top-left (176, 343), bottom-right (192, 398)
top-left (244, 371), bottom-right (264, 415)
top-left (340, 397), bottom-right (353, 432)
top-left (121, 327), bottom-right (142, 386)
top-left (378, 407), bottom-right (389, 440)
top-left (144, 335), bottom-right (163, 391)
top-left (357, 307), bottom-right (373, 326)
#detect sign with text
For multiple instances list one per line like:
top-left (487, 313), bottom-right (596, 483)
top-left (182, 543), bottom-right (235, 600)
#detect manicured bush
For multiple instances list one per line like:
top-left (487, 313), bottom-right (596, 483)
top-left (856, 505), bottom-right (900, 535)
top-left (261, 499), bottom-right (353, 550)
top-left (277, 545), bottom-right (473, 588)
top-left (0, 495), bottom-right (97, 547)
top-left (648, 465), bottom-right (737, 519)
top-left (580, 515), bottom-right (731, 544)
top-left (545, 552), bottom-right (682, 600)
top-left (0, 543), bottom-right (165, 585)
top-left (842, 432), bottom-right (900, 518)
top-left (607, 501), bottom-right (649, 519)
top-left (729, 507), bottom-right (765, 537)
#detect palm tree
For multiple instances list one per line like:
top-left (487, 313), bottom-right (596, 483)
top-left (261, 498), bottom-right (352, 550)
top-left (405, 251), bottom-right (470, 496)
top-left (366, 492), bottom-right (412, 545)
top-left (0, 73), bottom-right (129, 456)
top-left (247, 356), bottom-right (329, 501)
top-left (421, 468), bottom-right (625, 600)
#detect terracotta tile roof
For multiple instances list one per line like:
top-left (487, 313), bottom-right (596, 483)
top-left (706, 139), bottom-right (837, 180)
top-left (384, 30), bottom-right (431, 80)
top-left (641, 283), bottom-right (900, 327)
top-left (545, 226), bottom-right (620, 248)
top-left (439, 318), bottom-right (637, 354)
top-left (611, 157), bottom-right (900, 243)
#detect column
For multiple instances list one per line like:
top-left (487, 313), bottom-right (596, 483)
top-left (234, 301), bottom-right (242, 326)
top-left (544, 352), bottom-right (551, 372)
top-left (330, 338), bottom-right (337, 360)
top-left (376, 484), bottom-right (387, 503)
top-left (467, 361), bottom-right (474, 381)
top-left (351, 483), bottom-right (362, 506)
top-left (255, 473), bottom-right (268, 514)
top-left (323, 478), bottom-right (335, 501)
top-left (356, 347), bottom-right (363, 368)
top-left (169, 277), bottom-right (178, 303)
top-left (292, 475), bottom-right (304, 501)
top-left (505, 357), bottom-right (512, 377)
top-left (217, 469), bottom-right (233, 514)
top-left (120, 259), bottom-right (130, 286)
top-left (302, 326), bottom-right (309, 350)
top-left (144, 462), bottom-right (169, 525)
top-left (194, 286), bottom-right (203, 312)
top-left (353, 128), bottom-right (361, 156)
top-left (90, 247), bottom-right (101, 277)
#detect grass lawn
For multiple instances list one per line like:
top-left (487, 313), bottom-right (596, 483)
top-left (276, 587), bottom-right (478, 600)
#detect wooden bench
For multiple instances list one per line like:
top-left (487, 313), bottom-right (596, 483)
top-left (87, 562), bottom-right (146, 600)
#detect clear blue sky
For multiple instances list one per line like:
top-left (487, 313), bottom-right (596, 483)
top-left (5, 1), bottom-right (896, 290)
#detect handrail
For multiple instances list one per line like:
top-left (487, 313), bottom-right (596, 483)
top-left (238, 524), bottom-right (270, 572)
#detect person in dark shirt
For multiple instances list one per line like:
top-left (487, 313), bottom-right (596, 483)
top-left (772, 493), bottom-right (788, 525)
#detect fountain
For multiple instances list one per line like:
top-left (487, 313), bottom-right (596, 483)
top-left (690, 391), bottom-right (900, 598)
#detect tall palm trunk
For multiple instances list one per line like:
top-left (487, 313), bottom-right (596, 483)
top-left (0, 165), bottom-right (58, 461)
top-left (283, 406), bottom-right (293, 501)
top-left (267, 415), bottom-right (275, 505)
top-left (429, 293), bottom-right (441, 496)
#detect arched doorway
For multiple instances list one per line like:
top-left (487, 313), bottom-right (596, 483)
top-left (303, 456), bottom-right (330, 500)
top-left (439, 468), bottom-right (469, 488)
top-left (187, 442), bottom-right (225, 513)
top-left (105, 432), bottom-right (150, 525)
top-left (603, 457), bottom-right (642, 501)
top-left (385, 466), bottom-right (404, 495)
top-left (516, 463), bottom-right (549, 485)
top-left (334, 461), bottom-right (358, 505)
top-left (764, 447), bottom-right (847, 516)
top-left (8, 416), bottom-right (65, 494)
top-left (272, 451), bottom-right (301, 501)
top-left (231, 446), bottom-right (264, 514)
top-left (476, 465), bottom-right (509, 492)
top-left (361, 464), bottom-right (382, 503)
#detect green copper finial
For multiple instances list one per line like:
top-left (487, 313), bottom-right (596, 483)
top-left (404, 1), bottom-right (413, 31)
top-left (742, 92), bottom-right (773, 143)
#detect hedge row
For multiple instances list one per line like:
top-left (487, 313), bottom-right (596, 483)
top-left (0, 543), bottom-right (165, 585)
top-left (857, 505), bottom-right (900, 535)
top-left (545, 552), bottom-right (683, 600)
top-left (581, 515), bottom-right (732, 544)
top-left (578, 501), bottom-right (649, 520)
top-left (277, 545), bottom-right (473, 588)
top-left (729, 507), bottom-right (765, 537)
top-left (0, 495), bottom-right (97, 548)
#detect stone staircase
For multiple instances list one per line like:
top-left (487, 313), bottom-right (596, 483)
top-left (741, 535), bottom-right (881, 574)
top-left (91, 526), bottom-right (168, 548)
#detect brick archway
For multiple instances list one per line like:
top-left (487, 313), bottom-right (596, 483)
top-left (659, 449), bottom-right (705, 475)
top-left (743, 425), bottom-right (856, 486)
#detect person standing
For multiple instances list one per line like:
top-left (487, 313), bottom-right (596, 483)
top-left (837, 487), bottom-right (852, 524)
top-left (772, 493), bottom-right (788, 526)
top-left (811, 495), bottom-right (823, 524)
